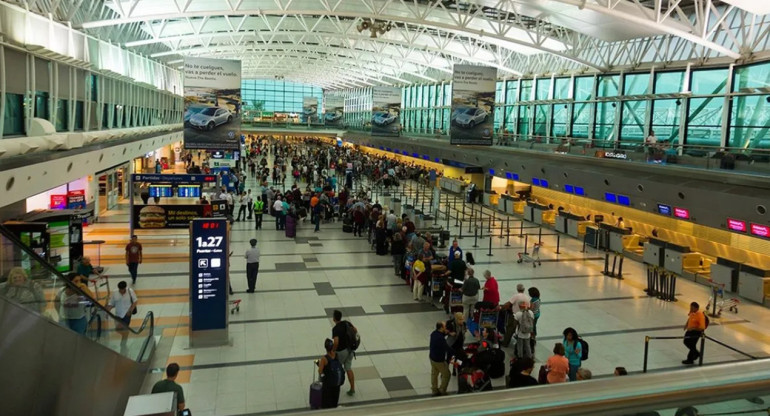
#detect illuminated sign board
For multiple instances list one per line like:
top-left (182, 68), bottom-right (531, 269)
top-left (726, 218), bottom-right (747, 232)
top-left (674, 207), bottom-right (690, 219)
top-left (750, 223), bottom-right (770, 238)
top-left (657, 204), bottom-right (672, 216)
top-left (190, 219), bottom-right (229, 333)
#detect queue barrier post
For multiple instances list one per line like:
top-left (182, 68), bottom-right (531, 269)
top-left (523, 234), bottom-right (529, 255)
top-left (487, 235), bottom-right (493, 257)
top-left (473, 227), bottom-right (479, 248)
top-left (555, 234), bottom-right (561, 254)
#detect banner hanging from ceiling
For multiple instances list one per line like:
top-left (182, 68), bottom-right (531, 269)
top-left (302, 97), bottom-right (319, 123)
top-left (371, 87), bottom-right (402, 136)
top-left (324, 95), bottom-right (344, 127)
top-left (450, 64), bottom-right (495, 145)
top-left (183, 57), bottom-right (241, 150)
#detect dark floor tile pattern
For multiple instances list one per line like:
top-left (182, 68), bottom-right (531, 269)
top-left (381, 376), bottom-right (414, 392)
top-left (380, 302), bottom-right (439, 314)
top-left (323, 306), bottom-right (367, 317)
top-left (313, 282), bottom-right (336, 296)
top-left (274, 262), bottom-right (307, 272)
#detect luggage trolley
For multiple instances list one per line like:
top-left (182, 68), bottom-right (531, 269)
top-left (517, 243), bottom-right (542, 267)
top-left (230, 299), bottom-right (242, 314)
top-left (707, 284), bottom-right (740, 316)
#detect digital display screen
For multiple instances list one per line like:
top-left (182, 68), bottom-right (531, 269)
top-left (540, 180), bottom-right (549, 188)
top-left (617, 195), bottom-right (630, 206)
top-left (149, 185), bottom-right (173, 197)
top-left (488, 169), bottom-right (495, 175)
top-left (532, 178), bottom-right (541, 186)
top-left (604, 192), bottom-right (617, 203)
top-left (512, 173), bottom-right (520, 181)
top-left (190, 219), bottom-right (228, 331)
top-left (727, 218), bottom-right (747, 232)
top-left (574, 187), bottom-right (585, 196)
top-left (505, 172), bottom-right (513, 180)
top-left (674, 207), bottom-right (690, 219)
top-left (750, 223), bottom-right (770, 238)
top-left (564, 185), bottom-right (574, 193)
top-left (178, 185), bottom-right (201, 198)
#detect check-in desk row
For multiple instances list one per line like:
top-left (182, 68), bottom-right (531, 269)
top-left (644, 238), bottom-right (770, 304)
top-left (497, 194), bottom-right (525, 216)
top-left (439, 177), bottom-right (466, 194)
top-left (583, 223), bottom-right (642, 253)
top-left (523, 202), bottom-right (556, 225)
top-left (555, 212), bottom-right (595, 239)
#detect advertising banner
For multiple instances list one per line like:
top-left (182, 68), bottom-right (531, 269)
top-left (190, 218), bottom-right (229, 343)
top-left (132, 204), bottom-right (213, 229)
top-left (324, 95), bottom-right (344, 126)
top-left (302, 97), bottom-right (319, 123)
top-left (66, 190), bottom-right (86, 209)
top-left (50, 195), bottom-right (67, 209)
top-left (184, 57), bottom-right (241, 150)
top-left (450, 65), bottom-right (496, 145)
top-left (371, 87), bottom-right (401, 136)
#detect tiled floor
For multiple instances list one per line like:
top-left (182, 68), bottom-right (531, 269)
top-left (83, 154), bottom-right (770, 416)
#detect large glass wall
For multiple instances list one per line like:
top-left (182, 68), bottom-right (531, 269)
top-left (241, 80), bottom-right (323, 114)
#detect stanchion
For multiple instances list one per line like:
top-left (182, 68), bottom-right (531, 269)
top-left (487, 235), bottom-right (493, 257)
top-left (499, 217), bottom-right (505, 239)
top-left (467, 203), bottom-right (473, 233)
top-left (518, 221), bottom-right (524, 238)
top-left (446, 206), bottom-right (450, 231)
top-left (523, 234), bottom-right (529, 254)
top-left (643, 336), bottom-right (650, 373)
top-left (538, 227), bottom-right (542, 244)
top-left (434, 209), bottom-right (439, 226)
top-left (617, 256), bottom-right (624, 279)
top-left (581, 234), bottom-right (587, 253)
top-left (698, 334), bottom-right (706, 367)
top-left (505, 223), bottom-right (511, 247)
top-left (454, 196), bottom-right (460, 227)
top-left (479, 217), bottom-right (484, 239)
top-left (473, 228), bottom-right (479, 248)
top-left (603, 252), bottom-right (610, 275)
top-left (555, 234), bottom-right (561, 254)
top-left (458, 220), bottom-right (464, 240)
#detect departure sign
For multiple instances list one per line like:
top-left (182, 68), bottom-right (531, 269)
top-left (674, 207), bottom-right (690, 219)
top-left (190, 219), bottom-right (228, 334)
top-left (751, 223), bottom-right (770, 238)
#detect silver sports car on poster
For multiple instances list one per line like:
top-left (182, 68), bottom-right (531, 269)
top-left (372, 111), bottom-right (397, 126)
top-left (453, 107), bottom-right (488, 128)
top-left (189, 107), bottom-right (233, 130)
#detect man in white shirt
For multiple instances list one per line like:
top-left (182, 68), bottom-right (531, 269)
top-left (513, 301), bottom-right (535, 359)
top-left (273, 196), bottom-right (285, 230)
top-left (502, 284), bottom-right (531, 347)
top-left (225, 191), bottom-right (234, 217)
top-left (645, 131), bottom-right (658, 162)
top-left (106, 281), bottom-right (138, 350)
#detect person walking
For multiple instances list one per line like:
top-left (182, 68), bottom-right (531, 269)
top-left (244, 239), bottom-right (260, 293)
top-left (152, 363), bottom-right (186, 412)
top-left (461, 267), bottom-right (481, 328)
top-left (429, 321), bottom-right (451, 396)
top-left (235, 191), bottom-right (248, 221)
top-left (125, 235), bottom-right (143, 285)
top-left (318, 339), bottom-right (342, 409)
top-left (253, 196), bottom-right (264, 230)
top-left (331, 310), bottom-right (357, 396)
top-left (682, 301), bottom-right (706, 364)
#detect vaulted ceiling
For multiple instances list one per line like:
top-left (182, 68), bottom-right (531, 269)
top-left (9, 0), bottom-right (770, 88)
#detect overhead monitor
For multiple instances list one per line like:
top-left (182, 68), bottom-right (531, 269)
top-left (750, 223), bottom-right (770, 238)
top-left (564, 184), bottom-right (574, 193)
top-left (604, 192), bottom-right (617, 203)
top-left (574, 187), bottom-right (585, 196)
top-left (617, 195), bottom-right (630, 206)
top-left (532, 178), bottom-right (541, 186)
top-left (726, 218), bottom-right (747, 232)
top-left (149, 185), bottom-right (173, 198)
top-left (674, 207), bottom-right (690, 219)
top-left (657, 204), bottom-right (672, 216)
top-left (540, 179), bottom-right (549, 188)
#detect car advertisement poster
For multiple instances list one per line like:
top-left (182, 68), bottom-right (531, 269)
top-left (132, 204), bottom-right (213, 229)
top-left (451, 64), bottom-right (495, 145)
top-left (184, 57), bottom-right (241, 150)
top-left (302, 97), bottom-right (319, 123)
top-left (371, 87), bottom-right (401, 136)
top-left (324, 95), bottom-right (344, 126)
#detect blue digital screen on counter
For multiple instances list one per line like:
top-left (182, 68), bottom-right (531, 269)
top-left (532, 178), bottom-right (541, 186)
top-left (489, 169), bottom-right (495, 175)
top-left (540, 180), bottom-right (549, 188)
top-left (190, 219), bottom-right (228, 331)
top-left (617, 195), bottom-right (630, 206)
top-left (564, 185), bottom-right (574, 193)
top-left (505, 172), bottom-right (513, 180)
top-left (513, 174), bottom-right (519, 180)
top-left (604, 192), bottom-right (617, 203)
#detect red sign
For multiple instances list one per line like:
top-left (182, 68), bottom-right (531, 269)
top-left (50, 194), bottom-right (67, 209)
top-left (67, 189), bottom-right (86, 209)
top-left (727, 218), bottom-right (747, 232)
top-left (674, 207), bottom-right (690, 219)
top-left (750, 223), bottom-right (770, 238)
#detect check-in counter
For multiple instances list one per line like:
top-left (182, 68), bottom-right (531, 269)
top-left (523, 205), bottom-right (534, 222)
top-left (554, 215), bottom-right (568, 233)
top-left (601, 223), bottom-right (634, 254)
top-left (439, 177), bottom-right (466, 194)
top-left (483, 191), bottom-right (499, 208)
top-left (498, 194), bottom-right (518, 215)
top-left (663, 242), bottom-right (693, 275)
top-left (643, 238), bottom-right (666, 267)
top-left (585, 225), bottom-right (607, 249)
top-left (738, 265), bottom-right (770, 304)
top-left (403, 204), bottom-right (415, 221)
top-left (513, 201), bottom-right (525, 215)
top-left (392, 198), bottom-right (402, 217)
top-left (711, 257), bottom-right (741, 293)
top-left (527, 201), bottom-right (552, 225)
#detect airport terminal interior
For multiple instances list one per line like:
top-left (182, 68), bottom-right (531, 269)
top-left (2, 1), bottom-right (770, 415)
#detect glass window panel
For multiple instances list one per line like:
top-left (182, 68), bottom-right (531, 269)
top-left (520, 80), bottom-right (533, 101)
top-left (74, 101), bottom-right (84, 130)
top-left (729, 94), bottom-right (770, 149)
top-left (572, 102), bottom-right (591, 138)
top-left (620, 100), bottom-right (647, 144)
top-left (554, 78), bottom-right (570, 100)
top-left (55, 99), bottom-right (68, 132)
top-left (35, 91), bottom-right (50, 120)
top-left (536, 78), bottom-right (551, 100)
top-left (504, 106), bottom-right (516, 133)
top-left (574, 76), bottom-right (594, 101)
top-left (734, 62), bottom-right (770, 91)
top-left (624, 73), bottom-right (650, 95)
top-left (691, 69), bottom-right (728, 95)
top-left (594, 101), bottom-right (617, 144)
top-left (552, 104), bottom-right (568, 137)
top-left (597, 75), bottom-right (619, 97)
top-left (686, 97), bottom-right (722, 147)
top-left (505, 80), bottom-right (518, 104)
top-left (533, 104), bottom-right (548, 136)
top-left (3, 93), bottom-right (25, 136)
top-left (517, 105), bottom-right (531, 136)
top-left (650, 99), bottom-right (681, 144)
top-left (654, 71), bottom-right (684, 94)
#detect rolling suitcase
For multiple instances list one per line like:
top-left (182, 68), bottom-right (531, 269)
top-left (285, 216), bottom-right (297, 238)
top-left (466, 252), bottom-right (475, 265)
top-left (309, 362), bottom-right (323, 409)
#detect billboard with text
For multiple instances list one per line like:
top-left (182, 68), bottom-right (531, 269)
top-left (451, 65), bottom-right (495, 145)
top-left (324, 95), bottom-right (344, 126)
top-left (184, 57), bottom-right (241, 150)
top-left (302, 96), bottom-right (319, 123)
top-left (372, 87), bottom-right (401, 136)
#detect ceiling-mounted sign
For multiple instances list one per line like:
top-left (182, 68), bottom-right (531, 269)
top-left (450, 64), bottom-right (495, 146)
top-left (750, 223), bottom-right (769, 238)
top-left (727, 218), bottom-right (747, 232)
top-left (674, 207), bottom-right (690, 219)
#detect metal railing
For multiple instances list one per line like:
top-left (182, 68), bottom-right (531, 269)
top-left (0, 224), bottom-right (155, 362)
top-left (643, 332), bottom-right (759, 373)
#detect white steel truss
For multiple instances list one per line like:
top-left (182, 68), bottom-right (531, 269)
top-left (8, 0), bottom-right (770, 88)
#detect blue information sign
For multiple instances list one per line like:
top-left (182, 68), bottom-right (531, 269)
top-left (190, 219), bottom-right (228, 332)
top-left (132, 174), bottom-right (218, 183)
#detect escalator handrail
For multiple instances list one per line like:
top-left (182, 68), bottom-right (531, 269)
top-left (0, 224), bottom-right (155, 360)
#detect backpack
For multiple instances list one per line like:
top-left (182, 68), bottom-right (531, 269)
top-left (346, 321), bottom-right (361, 351)
top-left (518, 310), bottom-right (534, 334)
top-left (577, 337), bottom-right (589, 361)
top-left (704, 313), bottom-right (710, 329)
top-left (324, 354), bottom-right (346, 386)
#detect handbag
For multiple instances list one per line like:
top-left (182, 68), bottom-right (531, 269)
top-left (130, 291), bottom-right (138, 315)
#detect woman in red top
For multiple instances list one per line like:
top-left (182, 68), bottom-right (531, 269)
top-left (479, 270), bottom-right (499, 309)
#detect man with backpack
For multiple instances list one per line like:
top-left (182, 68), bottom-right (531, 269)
top-left (332, 310), bottom-right (358, 396)
top-left (513, 301), bottom-right (535, 359)
top-left (317, 338), bottom-right (344, 409)
top-left (682, 301), bottom-right (707, 364)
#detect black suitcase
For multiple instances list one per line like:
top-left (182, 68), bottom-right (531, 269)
top-left (466, 252), bottom-right (475, 265)
top-left (343, 224), bottom-right (353, 233)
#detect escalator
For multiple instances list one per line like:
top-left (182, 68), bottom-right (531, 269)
top-left (0, 224), bottom-right (155, 416)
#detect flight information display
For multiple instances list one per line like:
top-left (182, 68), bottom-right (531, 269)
top-left (178, 185), bottom-right (201, 198)
top-left (190, 219), bottom-right (228, 331)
